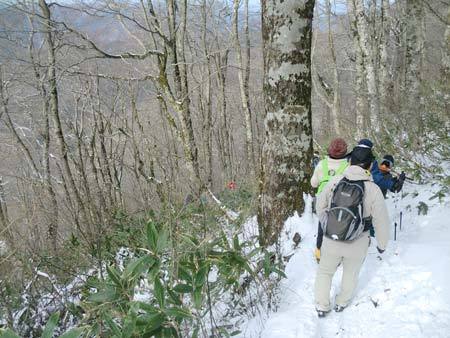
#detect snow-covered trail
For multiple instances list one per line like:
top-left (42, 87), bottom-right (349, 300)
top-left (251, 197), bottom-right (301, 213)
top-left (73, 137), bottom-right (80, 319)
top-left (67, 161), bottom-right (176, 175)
top-left (240, 184), bottom-right (450, 337)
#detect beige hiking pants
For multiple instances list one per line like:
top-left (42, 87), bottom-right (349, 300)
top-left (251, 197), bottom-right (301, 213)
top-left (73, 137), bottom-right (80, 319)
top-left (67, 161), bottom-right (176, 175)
top-left (314, 233), bottom-right (370, 311)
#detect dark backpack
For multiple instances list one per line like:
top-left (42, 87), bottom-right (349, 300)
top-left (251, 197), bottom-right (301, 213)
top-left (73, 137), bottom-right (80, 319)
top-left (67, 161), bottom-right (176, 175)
top-left (321, 178), bottom-right (366, 241)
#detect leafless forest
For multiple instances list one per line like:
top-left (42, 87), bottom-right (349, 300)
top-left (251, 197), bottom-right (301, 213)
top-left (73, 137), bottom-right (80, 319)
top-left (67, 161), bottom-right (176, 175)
top-left (0, 0), bottom-right (448, 335)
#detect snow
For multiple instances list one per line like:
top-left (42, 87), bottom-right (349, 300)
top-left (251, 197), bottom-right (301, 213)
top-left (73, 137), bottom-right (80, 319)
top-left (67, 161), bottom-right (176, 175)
top-left (239, 182), bottom-right (450, 337)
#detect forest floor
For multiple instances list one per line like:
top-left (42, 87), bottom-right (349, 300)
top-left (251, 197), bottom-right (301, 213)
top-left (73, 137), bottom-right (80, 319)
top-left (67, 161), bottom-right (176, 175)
top-left (239, 182), bottom-right (450, 337)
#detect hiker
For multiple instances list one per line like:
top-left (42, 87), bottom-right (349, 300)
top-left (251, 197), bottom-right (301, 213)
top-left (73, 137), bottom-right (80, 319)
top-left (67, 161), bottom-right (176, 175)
top-left (311, 138), bottom-right (349, 262)
top-left (314, 145), bottom-right (390, 317)
top-left (371, 155), bottom-right (406, 198)
top-left (353, 140), bottom-right (406, 197)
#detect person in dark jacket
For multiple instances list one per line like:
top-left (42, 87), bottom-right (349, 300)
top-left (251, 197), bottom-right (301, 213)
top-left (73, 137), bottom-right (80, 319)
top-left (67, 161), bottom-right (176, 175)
top-left (371, 155), bottom-right (406, 198)
top-left (370, 154), bottom-right (406, 237)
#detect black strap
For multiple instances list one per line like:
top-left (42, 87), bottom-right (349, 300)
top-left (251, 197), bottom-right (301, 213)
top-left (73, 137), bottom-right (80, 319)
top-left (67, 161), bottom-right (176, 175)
top-left (363, 217), bottom-right (373, 232)
top-left (344, 178), bottom-right (370, 231)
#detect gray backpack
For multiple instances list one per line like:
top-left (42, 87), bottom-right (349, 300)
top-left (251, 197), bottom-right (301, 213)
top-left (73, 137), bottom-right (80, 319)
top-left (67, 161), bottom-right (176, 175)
top-left (321, 178), bottom-right (366, 241)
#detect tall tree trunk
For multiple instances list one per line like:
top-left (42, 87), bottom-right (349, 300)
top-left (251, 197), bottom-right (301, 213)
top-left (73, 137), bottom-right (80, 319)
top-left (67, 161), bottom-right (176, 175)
top-left (326, 0), bottom-right (341, 135)
top-left (214, 50), bottom-right (233, 181)
top-left (42, 106), bottom-right (59, 251)
top-left (379, 0), bottom-right (391, 117)
top-left (27, 17), bottom-right (60, 251)
top-left (351, 0), bottom-right (380, 131)
top-left (0, 177), bottom-right (12, 246)
top-left (404, 0), bottom-right (424, 135)
top-left (39, 0), bottom-right (90, 241)
top-left (348, 0), bottom-right (369, 134)
top-left (166, 0), bottom-right (202, 192)
top-left (232, 0), bottom-right (255, 175)
top-left (202, 0), bottom-right (213, 188)
top-left (258, 0), bottom-right (315, 247)
top-left (443, 5), bottom-right (450, 79)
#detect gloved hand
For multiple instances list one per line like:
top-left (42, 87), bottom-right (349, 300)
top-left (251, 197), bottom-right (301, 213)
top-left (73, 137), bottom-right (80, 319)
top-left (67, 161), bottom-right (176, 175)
top-left (377, 246), bottom-right (385, 254)
top-left (392, 173), bottom-right (405, 193)
top-left (314, 248), bottom-right (321, 263)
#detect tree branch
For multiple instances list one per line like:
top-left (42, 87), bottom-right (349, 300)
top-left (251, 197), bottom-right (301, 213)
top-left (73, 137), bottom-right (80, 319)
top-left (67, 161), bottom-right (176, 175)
top-left (421, 0), bottom-right (449, 25)
top-left (59, 21), bottom-right (164, 59)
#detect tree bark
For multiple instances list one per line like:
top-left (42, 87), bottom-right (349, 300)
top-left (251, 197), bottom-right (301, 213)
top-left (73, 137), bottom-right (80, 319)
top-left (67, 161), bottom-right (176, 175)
top-left (347, 0), bottom-right (369, 133)
top-left (378, 0), bottom-right (391, 117)
top-left (258, 0), bottom-right (315, 247)
top-left (326, 0), bottom-right (342, 135)
top-left (214, 50), bottom-right (233, 181)
top-left (444, 5), bottom-right (450, 79)
top-left (202, 0), bottom-right (213, 188)
top-left (404, 0), bottom-right (424, 134)
top-left (165, 0), bottom-right (202, 193)
top-left (351, 0), bottom-right (380, 131)
top-left (39, 0), bottom-right (90, 242)
top-left (0, 177), bottom-right (12, 246)
top-left (232, 0), bottom-right (255, 175)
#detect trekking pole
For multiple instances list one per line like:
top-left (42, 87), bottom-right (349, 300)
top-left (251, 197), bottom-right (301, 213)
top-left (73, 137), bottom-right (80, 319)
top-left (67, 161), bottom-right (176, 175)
top-left (399, 212), bottom-right (403, 231)
top-left (394, 222), bottom-right (397, 241)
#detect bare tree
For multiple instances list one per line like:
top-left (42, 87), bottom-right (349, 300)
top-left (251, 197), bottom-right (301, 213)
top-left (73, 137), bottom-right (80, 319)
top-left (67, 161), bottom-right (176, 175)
top-left (232, 0), bottom-right (255, 174)
top-left (444, 5), bottom-right (450, 78)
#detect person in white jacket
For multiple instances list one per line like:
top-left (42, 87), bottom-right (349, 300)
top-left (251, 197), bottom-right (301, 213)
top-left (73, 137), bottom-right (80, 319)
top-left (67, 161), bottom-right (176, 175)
top-left (314, 146), bottom-right (390, 317)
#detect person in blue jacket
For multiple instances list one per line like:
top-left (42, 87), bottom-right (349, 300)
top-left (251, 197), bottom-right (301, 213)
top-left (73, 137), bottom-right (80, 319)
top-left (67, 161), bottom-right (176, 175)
top-left (371, 155), bottom-right (405, 198)
top-left (370, 155), bottom-right (404, 237)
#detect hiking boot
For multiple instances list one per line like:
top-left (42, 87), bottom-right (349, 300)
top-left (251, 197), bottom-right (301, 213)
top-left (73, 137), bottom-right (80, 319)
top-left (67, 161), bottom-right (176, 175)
top-left (317, 309), bottom-right (330, 318)
top-left (334, 305), bottom-right (346, 312)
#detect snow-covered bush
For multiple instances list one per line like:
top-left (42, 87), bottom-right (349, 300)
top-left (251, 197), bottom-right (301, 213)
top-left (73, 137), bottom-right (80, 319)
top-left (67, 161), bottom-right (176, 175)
top-left (371, 80), bottom-right (449, 188)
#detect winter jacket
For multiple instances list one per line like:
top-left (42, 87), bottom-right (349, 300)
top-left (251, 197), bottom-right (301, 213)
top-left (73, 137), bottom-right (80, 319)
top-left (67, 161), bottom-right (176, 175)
top-left (371, 160), bottom-right (395, 196)
top-left (316, 165), bottom-right (390, 250)
top-left (310, 157), bottom-right (349, 192)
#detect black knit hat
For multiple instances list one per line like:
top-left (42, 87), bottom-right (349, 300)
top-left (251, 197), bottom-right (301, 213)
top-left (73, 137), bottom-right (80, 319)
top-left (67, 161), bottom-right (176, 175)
top-left (381, 155), bottom-right (394, 167)
top-left (350, 146), bottom-right (375, 166)
top-left (357, 139), bottom-right (374, 149)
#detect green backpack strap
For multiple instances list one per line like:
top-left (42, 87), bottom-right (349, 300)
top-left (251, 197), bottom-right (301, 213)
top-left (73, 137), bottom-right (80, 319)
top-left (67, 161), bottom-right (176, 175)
top-left (317, 158), bottom-right (329, 194)
top-left (317, 159), bottom-right (348, 194)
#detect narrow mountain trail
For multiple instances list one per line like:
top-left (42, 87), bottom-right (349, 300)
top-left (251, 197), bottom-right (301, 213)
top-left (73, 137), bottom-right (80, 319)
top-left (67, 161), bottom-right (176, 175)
top-left (241, 184), bottom-right (450, 337)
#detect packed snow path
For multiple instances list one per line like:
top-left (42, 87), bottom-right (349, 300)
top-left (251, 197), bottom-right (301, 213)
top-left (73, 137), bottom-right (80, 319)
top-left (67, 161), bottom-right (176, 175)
top-left (241, 184), bottom-right (450, 337)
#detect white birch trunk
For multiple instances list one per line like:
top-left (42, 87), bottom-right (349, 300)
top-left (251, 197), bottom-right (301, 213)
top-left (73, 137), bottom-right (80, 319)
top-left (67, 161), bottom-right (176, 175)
top-left (258, 0), bottom-right (315, 246)
top-left (404, 0), bottom-right (424, 130)
top-left (379, 0), bottom-right (390, 116)
top-left (326, 0), bottom-right (341, 135)
top-left (444, 6), bottom-right (450, 78)
top-left (347, 0), bottom-right (369, 133)
top-left (351, 0), bottom-right (380, 131)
